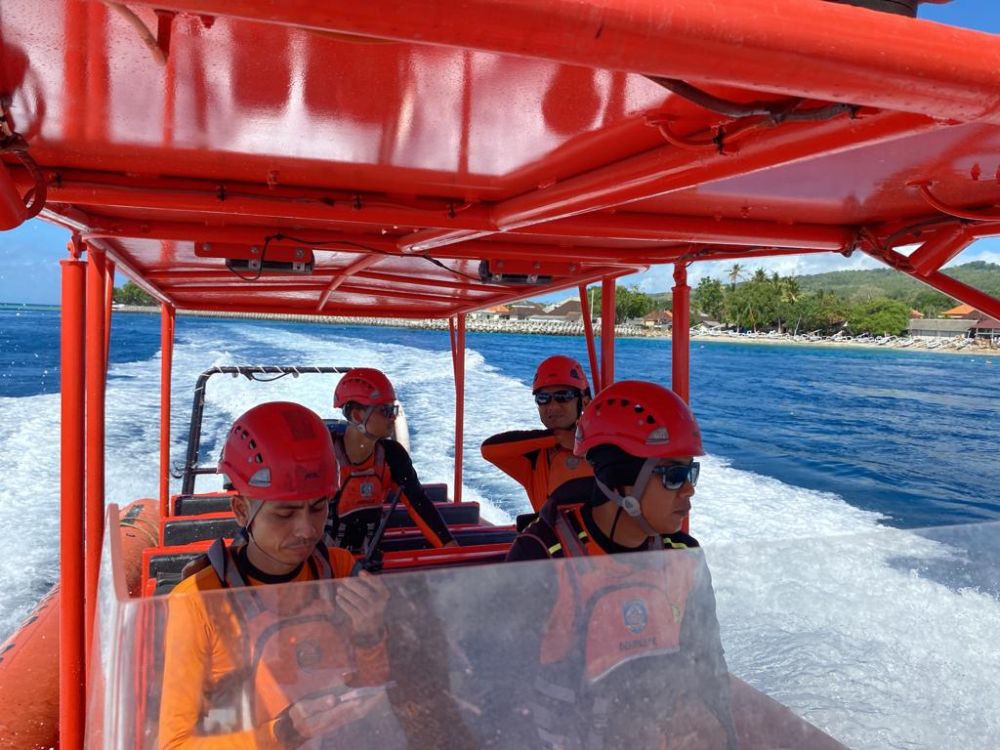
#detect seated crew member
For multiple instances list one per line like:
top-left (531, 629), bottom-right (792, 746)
top-left (480, 355), bottom-right (595, 514)
top-left (502, 381), bottom-right (737, 750)
top-left (330, 368), bottom-right (457, 552)
top-left (160, 402), bottom-right (392, 750)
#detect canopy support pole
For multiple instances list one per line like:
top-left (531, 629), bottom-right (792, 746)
top-left (671, 263), bottom-right (691, 403)
top-left (449, 316), bottom-right (466, 503)
top-left (84, 246), bottom-right (107, 676)
top-left (578, 284), bottom-right (600, 391)
top-left (103, 260), bottom-right (115, 369)
top-left (60, 254), bottom-right (86, 750)
top-left (160, 303), bottom-right (175, 518)
top-left (600, 278), bottom-right (616, 388)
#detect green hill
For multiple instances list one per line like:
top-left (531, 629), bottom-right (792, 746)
top-left (792, 261), bottom-right (1000, 302)
top-left (650, 261), bottom-right (999, 314)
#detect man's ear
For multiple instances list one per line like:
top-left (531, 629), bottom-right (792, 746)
top-left (231, 496), bottom-right (250, 527)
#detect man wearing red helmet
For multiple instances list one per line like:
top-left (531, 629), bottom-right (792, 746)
top-left (507, 380), bottom-right (702, 560)
top-left (331, 368), bottom-right (456, 551)
top-left (160, 402), bottom-right (392, 749)
top-left (481, 355), bottom-right (596, 514)
top-left (497, 382), bottom-right (736, 750)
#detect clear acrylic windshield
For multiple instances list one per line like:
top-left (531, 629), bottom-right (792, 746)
top-left (88, 521), bottom-right (1000, 749)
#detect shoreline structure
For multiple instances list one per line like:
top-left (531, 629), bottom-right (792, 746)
top-left (106, 305), bottom-right (993, 356)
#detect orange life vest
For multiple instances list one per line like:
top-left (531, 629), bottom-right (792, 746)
top-left (528, 504), bottom-right (703, 749)
top-left (333, 435), bottom-right (389, 517)
top-left (204, 540), bottom-right (394, 746)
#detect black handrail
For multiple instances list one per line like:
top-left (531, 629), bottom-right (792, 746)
top-left (179, 366), bottom-right (353, 494)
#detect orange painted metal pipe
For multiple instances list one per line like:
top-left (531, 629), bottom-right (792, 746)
top-left (76, 204), bottom-right (852, 253)
top-left (908, 226), bottom-right (974, 278)
top-left (600, 278), bottom-right (616, 389)
top-left (400, 111), bottom-right (935, 252)
top-left (103, 260), bottom-right (115, 369)
top-left (160, 304), bottom-right (175, 517)
top-left (866, 247), bottom-right (1000, 321)
top-left (317, 255), bottom-right (382, 310)
top-left (490, 112), bottom-right (935, 234)
top-left (579, 285), bottom-right (600, 391)
top-left (140, 0), bottom-right (1000, 124)
top-left (671, 263), bottom-right (690, 404)
top-left (450, 316), bottom-right (466, 503)
top-left (531, 213), bottom-right (853, 251)
top-left (671, 263), bottom-right (691, 536)
top-left (84, 247), bottom-right (107, 676)
top-left (60, 258), bottom-right (86, 750)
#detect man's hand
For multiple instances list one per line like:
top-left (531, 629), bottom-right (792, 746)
top-left (336, 571), bottom-right (389, 639)
top-left (286, 690), bottom-right (385, 741)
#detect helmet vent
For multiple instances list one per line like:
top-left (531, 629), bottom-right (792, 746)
top-left (647, 426), bottom-right (669, 444)
top-left (646, 415), bottom-right (656, 424)
top-left (633, 404), bottom-right (644, 413)
top-left (248, 468), bottom-right (271, 487)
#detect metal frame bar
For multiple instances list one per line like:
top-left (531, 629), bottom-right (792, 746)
top-left (84, 247), bottom-right (106, 675)
top-left (179, 366), bottom-right (354, 495)
top-left (449, 316), bottom-right (467, 504)
top-left (600, 277), bottom-right (616, 388)
top-left (671, 263), bottom-right (690, 403)
top-left (59, 257), bottom-right (86, 750)
top-left (578, 284), bottom-right (600, 391)
top-left (160, 304), bottom-right (176, 516)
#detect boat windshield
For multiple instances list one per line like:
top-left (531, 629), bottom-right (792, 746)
top-left (88, 521), bottom-right (1000, 749)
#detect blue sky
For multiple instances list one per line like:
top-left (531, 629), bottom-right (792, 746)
top-left (1, 2), bottom-right (998, 304)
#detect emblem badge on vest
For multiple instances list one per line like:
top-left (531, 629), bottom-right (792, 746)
top-left (360, 481), bottom-right (375, 498)
top-left (296, 640), bottom-right (323, 669)
top-left (565, 456), bottom-right (580, 469)
top-left (622, 599), bottom-right (648, 635)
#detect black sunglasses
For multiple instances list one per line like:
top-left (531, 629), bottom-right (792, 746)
top-left (376, 403), bottom-right (399, 418)
top-left (651, 461), bottom-right (700, 490)
top-left (534, 389), bottom-right (580, 405)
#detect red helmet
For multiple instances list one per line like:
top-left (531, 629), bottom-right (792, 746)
top-left (218, 402), bottom-right (337, 502)
top-left (533, 355), bottom-right (590, 394)
top-left (333, 368), bottom-right (396, 407)
top-left (574, 381), bottom-right (704, 459)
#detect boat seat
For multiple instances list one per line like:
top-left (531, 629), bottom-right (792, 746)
top-left (163, 501), bottom-right (479, 545)
top-left (170, 483), bottom-right (453, 516)
top-left (144, 525), bottom-right (517, 587)
top-left (146, 539), bottom-right (515, 596)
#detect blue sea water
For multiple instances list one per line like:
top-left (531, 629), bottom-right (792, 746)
top-left (2, 306), bottom-right (997, 528)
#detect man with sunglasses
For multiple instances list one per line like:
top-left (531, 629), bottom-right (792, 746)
top-left (496, 381), bottom-right (736, 750)
top-left (506, 380), bottom-right (702, 561)
top-left (331, 368), bottom-right (457, 551)
top-left (481, 355), bottom-right (596, 515)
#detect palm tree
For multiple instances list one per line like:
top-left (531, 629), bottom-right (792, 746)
top-left (727, 263), bottom-right (744, 290)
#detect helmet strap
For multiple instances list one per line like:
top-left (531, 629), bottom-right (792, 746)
top-left (593, 457), bottom-right (660, 545)
top-left (348, 404), bottom-right (381, 442)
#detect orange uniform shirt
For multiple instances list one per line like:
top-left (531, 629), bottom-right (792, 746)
top-left (158, 546), bottom-right (387, 750)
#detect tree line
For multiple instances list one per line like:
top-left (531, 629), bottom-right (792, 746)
top-left (692, 265), bottom-right (919, 336)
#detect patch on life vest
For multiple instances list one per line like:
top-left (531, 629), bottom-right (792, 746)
top-left (360, 481), bottom-right (375, 498)
top-left (296, 640), bottom-right (323, 669)
top-left (566, 456), bottom-right (580, 469)
top-left (622, 599), bottom-right (648, 634)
